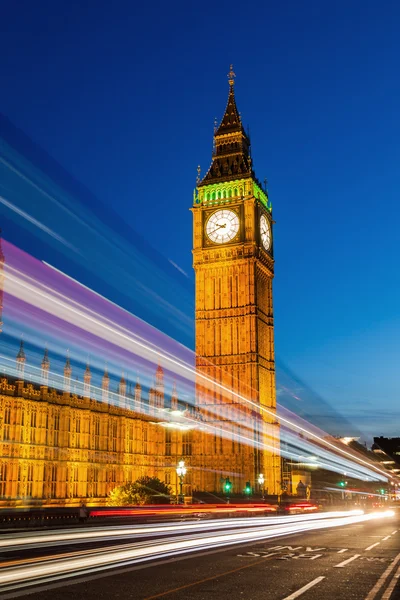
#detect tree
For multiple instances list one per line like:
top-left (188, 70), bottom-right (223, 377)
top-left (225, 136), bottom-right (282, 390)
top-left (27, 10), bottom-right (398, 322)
top-left (108, 476), bottom-right (171, 506)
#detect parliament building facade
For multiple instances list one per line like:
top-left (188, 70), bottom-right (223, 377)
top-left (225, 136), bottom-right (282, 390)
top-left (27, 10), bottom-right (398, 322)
top-left (0, 69), bottom-right (281, 506)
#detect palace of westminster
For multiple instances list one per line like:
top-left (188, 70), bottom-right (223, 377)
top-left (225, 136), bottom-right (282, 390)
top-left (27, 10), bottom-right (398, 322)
top-left (0, 69), bottom-right (281, 506)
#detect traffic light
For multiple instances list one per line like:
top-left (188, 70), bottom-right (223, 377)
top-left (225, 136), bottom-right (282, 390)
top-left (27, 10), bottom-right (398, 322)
top-left (244, 482), bottom-right (252, 495)
top-left (338, 480), bottom-right (347, 488)
top-left (380, 488), bottom-right (385, 495)
top-left (224, 478), bottom-right (232, 493)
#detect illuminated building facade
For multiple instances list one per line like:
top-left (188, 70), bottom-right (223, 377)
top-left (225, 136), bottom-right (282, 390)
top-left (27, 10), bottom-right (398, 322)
top-left (0, 345), bottom-right (193, 506)
top-left (191, 68), bottom-right (281, 494)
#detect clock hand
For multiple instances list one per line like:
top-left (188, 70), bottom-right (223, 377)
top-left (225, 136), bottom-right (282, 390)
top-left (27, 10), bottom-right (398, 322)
top-left (209, 223), bottom-right (227, 234)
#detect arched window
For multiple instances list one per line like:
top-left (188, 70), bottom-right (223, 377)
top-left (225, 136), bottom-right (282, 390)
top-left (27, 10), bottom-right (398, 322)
top-left (206, 193), bottom-right (210, 201)
top-left (217, 191), bottom-right (221, 199)
top-left (223, 190), bottom-right (226, 198)
top-left (212, 192), bottom-right (216, 200)
top-left (234, 188), bottom-right (238, 196)
top-left (228, 189), bottom-right (232, 198)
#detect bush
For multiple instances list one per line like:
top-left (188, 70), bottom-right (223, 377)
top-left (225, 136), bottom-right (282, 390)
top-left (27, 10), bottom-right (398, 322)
top-left (108, 476), bottom-right (171, 506)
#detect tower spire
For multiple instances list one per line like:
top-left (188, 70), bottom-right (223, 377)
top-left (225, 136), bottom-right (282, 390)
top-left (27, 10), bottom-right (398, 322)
top-left (199, 67), bottom-right (251, 186)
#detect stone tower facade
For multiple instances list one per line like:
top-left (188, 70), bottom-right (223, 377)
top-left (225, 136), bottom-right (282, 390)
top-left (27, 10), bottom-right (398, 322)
top-left (191, 68), bottom-right (281, 495)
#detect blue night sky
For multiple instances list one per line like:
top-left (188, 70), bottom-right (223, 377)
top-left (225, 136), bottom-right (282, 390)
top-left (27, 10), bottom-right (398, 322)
top-left (1, 0), bottom-right (400, 438)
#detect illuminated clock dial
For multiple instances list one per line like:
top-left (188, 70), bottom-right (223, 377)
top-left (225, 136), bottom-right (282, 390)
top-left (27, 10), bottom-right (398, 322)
top-left (206, 209), bottom-right (239, 244)
top-left (260, 213), bottom-right (271, 251)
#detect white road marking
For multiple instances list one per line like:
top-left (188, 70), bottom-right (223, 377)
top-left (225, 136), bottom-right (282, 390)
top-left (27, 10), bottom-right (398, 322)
top-left (382, 535), bottom-right (391, 541)
top-left (366, 542), bottom-right (380, 551)
top-left (282, 576), bottom-right (325, 599)
top-left (334, 554), bottom-right (360, 568)
top-left (365, 552), bottom-right (400, 600)
top-left (382, 564), bottom-right (400, 599)
top-left (337, 548), bottom-right (348, 553)
top-left (391, 530), bottom-right (397, 535)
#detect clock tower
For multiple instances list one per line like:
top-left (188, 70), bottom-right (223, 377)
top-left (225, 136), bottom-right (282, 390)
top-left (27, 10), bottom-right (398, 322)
top-left (191, 68), bottom-right (280, 495)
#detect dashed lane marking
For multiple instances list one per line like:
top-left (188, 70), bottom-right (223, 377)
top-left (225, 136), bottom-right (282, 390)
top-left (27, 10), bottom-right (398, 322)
top-left (381, 563), bottom-right (400, 599)
top-left (366, 542), bottom-right (381, 551)
top-left (392, 531), bottom-right (398, 535)
top-left (282, 576), bottom-right (325, 600)
top-left (365, 551), bottom-right (400, 600)
top-left (337, 548), bottom-right (348, 553)
top-left (334, 554), bottom-right (360, 568)
top-left (382, 536), bottom-right (391, 541)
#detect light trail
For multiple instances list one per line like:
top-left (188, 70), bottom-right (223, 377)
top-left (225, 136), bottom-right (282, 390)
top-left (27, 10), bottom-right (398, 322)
top-left (1, 240), bottom-right (395, 484)
top-left (0, 511), bottom-right (394, 592)
top-left (0, 511), bottom-right (353, 552)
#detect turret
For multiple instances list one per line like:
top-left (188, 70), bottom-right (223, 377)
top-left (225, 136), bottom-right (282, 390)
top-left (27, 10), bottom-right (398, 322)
top-left (171, 380), bottom-right (178, 411)
top-left (41, 346), bottom-right (50, 386)
top-left (134, 377), bottom-right (142, 410)
top-left (155, 363), bottom-right (164, 390)
top-left (102, 367), bottom-right (109, 404)
top-left (16, 339), bottom-right (26, 380)
top-left (83, 362), bottom-right (91, 398)
top-left (63, 350), bottom-right (71, 394)
top-left (119, 372), bottom-right (126, 407)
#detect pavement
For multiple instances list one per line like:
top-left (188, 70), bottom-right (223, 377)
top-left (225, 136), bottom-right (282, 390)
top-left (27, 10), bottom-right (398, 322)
top-left (0, 512), bottom-right (399, 600)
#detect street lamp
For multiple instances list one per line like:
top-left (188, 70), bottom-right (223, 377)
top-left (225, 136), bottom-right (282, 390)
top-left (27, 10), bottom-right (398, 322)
top-left (258, 473), bottom-right (265, 499)
top-left (176, 459), bottom-right (187, 504)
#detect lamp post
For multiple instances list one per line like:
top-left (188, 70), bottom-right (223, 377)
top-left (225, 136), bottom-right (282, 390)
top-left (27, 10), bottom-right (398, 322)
top-left (258, 473), bottom-right (265, 499)
top-left (176, 459), bottom-right (187, 504)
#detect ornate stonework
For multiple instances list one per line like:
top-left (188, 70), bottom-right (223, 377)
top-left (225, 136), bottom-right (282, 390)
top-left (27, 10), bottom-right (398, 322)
top-left (191, 70), bottom-right (281, 494)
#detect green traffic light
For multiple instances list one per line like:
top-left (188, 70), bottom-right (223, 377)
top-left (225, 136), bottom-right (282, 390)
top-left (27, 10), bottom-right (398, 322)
top-left (244, 481), bottom-right (252, 494)
top-left (224, 478), bottom-right (232, 493)
top-left (339, 481), bottom-right (345, 487)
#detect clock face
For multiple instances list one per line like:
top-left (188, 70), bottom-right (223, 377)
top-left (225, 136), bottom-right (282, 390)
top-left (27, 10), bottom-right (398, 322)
top-left (206, 209), bottom-right (240, 244)
top-left (260, 214), bottom-right (271, 251)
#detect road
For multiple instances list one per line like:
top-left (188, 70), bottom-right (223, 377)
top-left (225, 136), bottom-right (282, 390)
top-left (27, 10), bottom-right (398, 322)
top-left (0, 510), bottom-right (399, 600)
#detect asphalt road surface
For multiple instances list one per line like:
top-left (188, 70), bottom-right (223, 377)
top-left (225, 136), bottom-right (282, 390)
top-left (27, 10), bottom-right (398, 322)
top-left (0, 511), bottom-right (399, 600)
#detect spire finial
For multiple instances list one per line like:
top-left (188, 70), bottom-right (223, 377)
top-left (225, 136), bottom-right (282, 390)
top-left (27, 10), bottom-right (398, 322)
top-left (228, 64), bottom-right (236, 87)
top-left (196, 165), bottom-right (201, 186)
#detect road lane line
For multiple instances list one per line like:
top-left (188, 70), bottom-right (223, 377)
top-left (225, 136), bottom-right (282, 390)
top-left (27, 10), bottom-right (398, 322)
top-left (382, 564), bottom-right (400, 599)
top-left (382, 536), bottom-right (391, 541)
top-left (391, 530), bottom-right (397, 535)
top-left (337, 548), bottom-right (348, 553)
top-left (366, 542), bottom-right (380, 551)
top-left (334, 554), bottom-right (360, 568)
top-left (282, 576), bottom-right (325, 599)
top-left (364, 552), bottom-right (400, 600)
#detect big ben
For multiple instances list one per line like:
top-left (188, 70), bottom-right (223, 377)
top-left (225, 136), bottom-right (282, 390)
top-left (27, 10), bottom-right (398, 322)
top-left (191, 68), bottom-right (281, 495)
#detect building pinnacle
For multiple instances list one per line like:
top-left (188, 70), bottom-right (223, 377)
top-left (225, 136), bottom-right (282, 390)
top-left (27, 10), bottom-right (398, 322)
top-left (228, 64), bottom-right (236, 87)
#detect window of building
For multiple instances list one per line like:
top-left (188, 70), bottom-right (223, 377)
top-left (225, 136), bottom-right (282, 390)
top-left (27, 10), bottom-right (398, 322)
top-left (50, 465), bottom-right (57, 498)
top-left (30, 412), bottom-right (37, 443)
top-left (94, 417), bottom-right (100, 450)
top-left (0, 463), bottom-right (7, 497)
top-left (27, 464), bottom-right (33, 497)
top-left (182, 431), bottom-right (192, 456)
top-left (53, 414), bottom-right (60, 447)
top-left (165, 428), bottom-right (172, 456)
top-left (3, 406), bottom-right (11, 441)
top-left (111, 421), bottom-right (117, 452)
